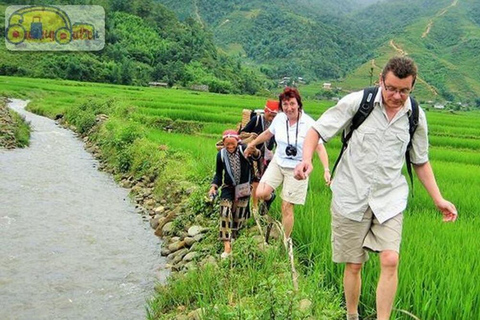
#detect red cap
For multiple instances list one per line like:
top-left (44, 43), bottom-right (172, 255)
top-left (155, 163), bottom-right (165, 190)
top-left (265, 100), bottom-right (279, 113)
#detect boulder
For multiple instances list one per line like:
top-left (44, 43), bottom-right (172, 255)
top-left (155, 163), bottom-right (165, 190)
top-left (184, 237), bottom-right (196, 247)
top-left (187, 308), bottom-right (205, 320)
top-left (150, 215), bottom-right (162, 229)
top-left (154, 206), bottom-right (165, 214)
top-left (168, 240), bottom-right (186, 252)
top-left (183, 251), bottom-right (199, 262)
top-left (161, 222), bottom-right (174, 235)
top-left (184, 261), bottom-right (197, 271)
top-left (193, 233), bottom-right (205, 242)
top-left (187, 225), bottom-right (208, 237)
top-left (160, 247), bottom-right (171, 256)
top-left (200, 256), bottom-right (217, 268)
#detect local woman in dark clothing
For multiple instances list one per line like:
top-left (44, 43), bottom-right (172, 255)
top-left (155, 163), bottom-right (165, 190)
top-left (239, 100), bottom-right (279, 214)
top-left (208, 130), bottom-right (260, 259)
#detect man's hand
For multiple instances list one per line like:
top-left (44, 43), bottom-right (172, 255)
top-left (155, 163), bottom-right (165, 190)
top-left (324, 170), bottom-right (331, 186)
top-left (435, 198), bottom-right (458, 222)
top-left (294, 161), bottom-right (313, 180)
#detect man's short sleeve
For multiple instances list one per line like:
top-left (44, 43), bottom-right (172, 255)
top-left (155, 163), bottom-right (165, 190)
top-left (311, 90), bottom-right (364, 142)
top-left (410, 107), bottom-right (429, 164)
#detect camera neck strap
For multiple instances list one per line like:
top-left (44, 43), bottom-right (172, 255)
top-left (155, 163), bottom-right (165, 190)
top-left (286, 112), bottom-right (300, 149)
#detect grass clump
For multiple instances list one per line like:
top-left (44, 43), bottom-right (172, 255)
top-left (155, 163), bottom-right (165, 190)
top-left (147, 236), bottom-right (343, 320)
top-left (0, 98), bottom-right (31, 148)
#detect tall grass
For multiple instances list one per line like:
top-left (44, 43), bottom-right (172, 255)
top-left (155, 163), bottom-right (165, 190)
top-left (2, 75), bottom-right (479, 319)
top-left (147, 236), bottom-right (343, 319)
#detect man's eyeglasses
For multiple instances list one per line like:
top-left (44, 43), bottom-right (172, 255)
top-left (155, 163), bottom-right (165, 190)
top-left (383, 85), bottom-right (411, 97)
top-left (381, 75), bottom-right (413, 97)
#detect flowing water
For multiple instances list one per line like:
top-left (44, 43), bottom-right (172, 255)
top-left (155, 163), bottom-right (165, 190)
top-left (0, 99), bottom-right (168, 320)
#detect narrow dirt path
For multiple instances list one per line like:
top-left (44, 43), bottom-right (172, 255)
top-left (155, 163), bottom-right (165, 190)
top-left (389, 40), bottom-right (408, 55)
top-left (422, 0), bottom-right (459, 38)
top-left (417, 77), bottom-right (439, 96)
top-left (193, 0), bottom-right (204, 28)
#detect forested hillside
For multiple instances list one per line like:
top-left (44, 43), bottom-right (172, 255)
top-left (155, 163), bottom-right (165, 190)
top-left (0, 0), bottom-right (268, 94)
top-left (158, 0), bottom-right (480, 104)
top-left (158, 0), bottom-right (372, 80)
top-left (2, 0), bottom-right (480, 103)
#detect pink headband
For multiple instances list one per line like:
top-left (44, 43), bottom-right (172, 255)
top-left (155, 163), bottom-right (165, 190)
top-left (222, 133), bottom-right (240, 141)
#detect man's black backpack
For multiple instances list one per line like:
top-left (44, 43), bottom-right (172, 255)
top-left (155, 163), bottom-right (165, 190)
top-left (331, 87), bottom-right (419, 192)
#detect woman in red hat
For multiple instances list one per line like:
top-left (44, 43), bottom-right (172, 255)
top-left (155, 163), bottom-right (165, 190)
top-left (208, 130), bottom-right (260, 259)
top-left (240, 100), bottom-right (279, 214)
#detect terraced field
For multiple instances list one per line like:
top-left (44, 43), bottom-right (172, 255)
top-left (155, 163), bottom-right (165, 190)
top-left (2, 75), bottom-right (479, 319)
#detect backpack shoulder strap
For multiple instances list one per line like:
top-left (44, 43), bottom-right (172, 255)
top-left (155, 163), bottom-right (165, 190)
top-left (331, 87), bottom-right (378, 176)
top-left (347, 86), bottom-right (378, 141)
top-left (405, 97), bottom-right (419, 195)
top-left (239, 145), bottom-right (247, 160)
top-left (255, 113), bottom-right (265, 130)
top-left (408, 97), bottom-right (419, 140)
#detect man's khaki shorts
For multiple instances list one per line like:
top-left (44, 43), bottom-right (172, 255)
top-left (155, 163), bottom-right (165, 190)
top-left (331, 206), bottom-right (403, 263)
top-left (260, 157), bottom-right (309, 205)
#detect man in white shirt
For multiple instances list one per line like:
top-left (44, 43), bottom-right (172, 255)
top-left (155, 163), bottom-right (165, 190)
top-left (294, 56), bottom-right (457, 320)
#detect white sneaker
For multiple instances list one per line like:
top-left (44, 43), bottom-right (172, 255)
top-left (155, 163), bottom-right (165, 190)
top-left (220, 251), bottom-right (232, 259)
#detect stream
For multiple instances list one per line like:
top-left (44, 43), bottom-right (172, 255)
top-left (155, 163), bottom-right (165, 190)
top-left (0, 99), bottom-right (167, 320)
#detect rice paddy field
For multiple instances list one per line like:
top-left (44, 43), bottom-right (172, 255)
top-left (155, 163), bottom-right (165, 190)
top-left (2, 75), bottom-right (479, 319)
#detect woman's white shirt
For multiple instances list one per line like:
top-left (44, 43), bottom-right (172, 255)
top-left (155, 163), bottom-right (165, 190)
top-left (268, 111), bottom-right (322, 168)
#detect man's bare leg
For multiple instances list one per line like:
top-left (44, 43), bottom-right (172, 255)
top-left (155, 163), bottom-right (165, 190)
top-left (376, 250), bottom-right (399, 320)
top-left (344, 263), bottom-right (363, 319)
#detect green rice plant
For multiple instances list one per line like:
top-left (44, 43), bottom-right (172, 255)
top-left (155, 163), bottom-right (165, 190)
top-left (2, 75), bottom-right (480, 319)
top-left (147, 237), bottom-right (343, 320)
top-left (429, 124), bottom-right (480, 140)
top-left (429, 135), bottom-right (480, 151)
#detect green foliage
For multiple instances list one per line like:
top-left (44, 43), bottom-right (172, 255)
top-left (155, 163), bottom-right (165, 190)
top-left (11, 111), bottom-right (31, 147)
top-left (94, 119), bottom-right (146, 173)
top-left (128, 138), bottom-right (167, 178)
top-left (158, 0), bottom-right (480, 102)
top-left (5, 75), bottom-right (480, 319)
top-left (0, 0), bottom-right (265, 95)
top-left (147, 239), bottom-right (343, 319)
top-left (64, 99), bottom-right (115, 134)
top-left (0, 103), bottom-right (31, 148)
top-left (187, 176), bottom-right (218, 220)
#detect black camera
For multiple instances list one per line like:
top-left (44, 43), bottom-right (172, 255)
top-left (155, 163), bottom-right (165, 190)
top-left (285, 144), bottom-right (297, 157)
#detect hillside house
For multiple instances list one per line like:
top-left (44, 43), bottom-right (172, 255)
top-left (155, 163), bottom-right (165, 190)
top-left (149, 82), bottom-right (168, 88)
